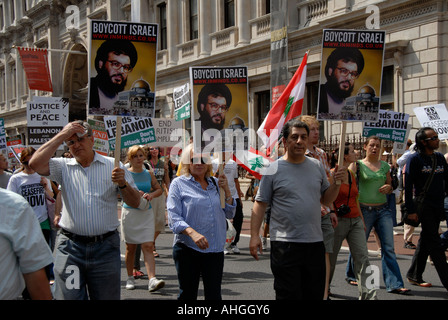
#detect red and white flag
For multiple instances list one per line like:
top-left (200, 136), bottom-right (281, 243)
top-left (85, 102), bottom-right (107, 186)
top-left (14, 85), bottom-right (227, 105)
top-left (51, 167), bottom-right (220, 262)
top-left (233, 147), bottom-right (274, 181)
top-left (17, 47), bottom-right (53, 92)
top-left (257, 52), bottom-right (308, 154)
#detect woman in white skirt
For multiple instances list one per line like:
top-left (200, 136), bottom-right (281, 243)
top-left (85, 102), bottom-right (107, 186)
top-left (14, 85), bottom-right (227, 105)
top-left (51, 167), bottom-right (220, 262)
top-left (121, 145), bottom-right (165, 292)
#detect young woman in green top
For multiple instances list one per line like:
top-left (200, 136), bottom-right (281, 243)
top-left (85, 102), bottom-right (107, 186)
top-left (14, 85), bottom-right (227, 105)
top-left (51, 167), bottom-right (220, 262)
top-left (348, 136), bottom-right (410, 295)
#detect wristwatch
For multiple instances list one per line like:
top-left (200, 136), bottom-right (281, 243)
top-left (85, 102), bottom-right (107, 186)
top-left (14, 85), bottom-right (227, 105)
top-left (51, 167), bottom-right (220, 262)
top-left (225, 196), bottom-right (232, 201)
top-left (118, 182), bottom-right (127, 189)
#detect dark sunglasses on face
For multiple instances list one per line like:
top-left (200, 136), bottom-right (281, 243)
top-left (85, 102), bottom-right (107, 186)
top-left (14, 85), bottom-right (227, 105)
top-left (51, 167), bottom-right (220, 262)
top-left (425, 135), bottom-right (439, 141)
top-left (190, 157), bottom-right (206, 164)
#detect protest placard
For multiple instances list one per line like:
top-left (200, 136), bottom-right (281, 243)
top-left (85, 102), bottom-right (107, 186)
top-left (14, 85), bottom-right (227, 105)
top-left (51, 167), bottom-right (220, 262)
top-left (6, 135), bottom-right (22, 159)
top-left (26, 97), bottom-right (69, 147)
top-left (88, 20), bottom-right (158, 118)
top-left (413, 104), bottom-right (448, 140)
top-left (88, 119), bottom-right (109, 156)
top-left (190, 66), bottom-right (249, 153)
top-left (148, 118), bottom-right (183, 147)
top-left (104, 116), bottom-right (156, 150)
top-left (363, 110), bottom-right (409, 143)
top-left (317, 29), bottom-right (386, 122)
top-left (0, 118), bottom-right (6, 152)
top-left (174, 83), bottom-right (191, 121)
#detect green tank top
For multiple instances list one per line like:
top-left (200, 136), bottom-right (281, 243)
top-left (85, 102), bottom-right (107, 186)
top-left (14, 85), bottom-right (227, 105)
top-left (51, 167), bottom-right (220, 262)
top-left (357, 160), bottom-right (390, 204)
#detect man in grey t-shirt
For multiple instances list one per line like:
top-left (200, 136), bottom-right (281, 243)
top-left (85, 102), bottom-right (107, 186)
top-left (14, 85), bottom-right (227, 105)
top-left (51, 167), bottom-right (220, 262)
top-left (249, 118), bottom-right (345, 300)
top-left (0, 154), bottom-right (12, 188)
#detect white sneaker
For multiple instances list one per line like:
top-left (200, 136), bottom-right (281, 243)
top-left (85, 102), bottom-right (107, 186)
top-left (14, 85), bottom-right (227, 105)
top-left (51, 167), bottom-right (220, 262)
top-left (148, 277), bottom-right (165, 292)
top-left (126, 277), bottom-right (135, 290)
top-left (230, 244), bottom-right (240, 254)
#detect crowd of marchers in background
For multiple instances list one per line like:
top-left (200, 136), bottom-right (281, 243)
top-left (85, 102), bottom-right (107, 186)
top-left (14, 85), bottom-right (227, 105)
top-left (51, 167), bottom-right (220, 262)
top-left (1, 116), bottom-right (448, 300)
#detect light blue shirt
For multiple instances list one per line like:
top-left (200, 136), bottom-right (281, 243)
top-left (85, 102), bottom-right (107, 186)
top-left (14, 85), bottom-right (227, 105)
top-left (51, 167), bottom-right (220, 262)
top-left (47, 152), bottom-right (137, 236)
top-left (0, 189), bottom-right (53, 299)
top-left (167, 175), bottom-right (236, 253)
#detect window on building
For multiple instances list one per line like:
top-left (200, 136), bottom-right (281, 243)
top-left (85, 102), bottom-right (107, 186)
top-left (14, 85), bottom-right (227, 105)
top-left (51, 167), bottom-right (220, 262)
top-left (266, 0), bottom-right (271, 14)
top-left (158, 2), bottom-right (167, 50)
top-left (380, 65), bottom-right (394, 110)
top-left (0, 69), bottom-right (5, 102)
top-left (10, 64), bottom-right (16, 99)
top-left (305, 81), bottom-right (319, 115)
top-left (256, 90), bottom-right (270, 127)
top-left (189, 0), bottom-right (198, 40)
top-left (224, 0), bottom-right (235, 28)
top-left (0, 5), bottom-right (4, 30)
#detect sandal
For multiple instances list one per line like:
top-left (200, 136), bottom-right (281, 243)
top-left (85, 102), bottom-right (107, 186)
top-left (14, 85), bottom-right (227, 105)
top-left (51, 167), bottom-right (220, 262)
top-left (153, 250), bottom-right (160, 258)
top-left (404, 242), bottom-right (417, 249)
top-left (390, 288), bottom-right (411, 295)
top-left (133, 270), bottom-right (145, 279)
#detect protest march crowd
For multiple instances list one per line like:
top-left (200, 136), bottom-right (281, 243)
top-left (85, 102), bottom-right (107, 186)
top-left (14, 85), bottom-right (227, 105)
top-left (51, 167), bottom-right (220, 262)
top-left (1, 115), bottom-right (448, 301)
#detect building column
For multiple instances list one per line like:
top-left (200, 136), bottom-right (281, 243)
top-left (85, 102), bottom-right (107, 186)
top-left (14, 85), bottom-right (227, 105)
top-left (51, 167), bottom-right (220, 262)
top-left (167, 0), bottom-right (178, 66)
top-left (199, 0), bottom-right (211, 57)
top-left (237, 0), bottom-right (250, 46)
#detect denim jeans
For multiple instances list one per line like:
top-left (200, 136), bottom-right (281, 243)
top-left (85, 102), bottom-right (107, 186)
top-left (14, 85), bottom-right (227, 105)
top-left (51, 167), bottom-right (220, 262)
top-left (52, 231), bottom-right (121, 300)
top-left (361, 204), bottom-right (405, 292)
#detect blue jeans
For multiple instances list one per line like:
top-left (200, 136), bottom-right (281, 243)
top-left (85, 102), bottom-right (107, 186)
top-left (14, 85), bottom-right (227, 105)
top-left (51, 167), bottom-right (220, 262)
top-left (347, 204), bottom-right (405, 292)
top-left (53, 231), bottom-right (121, 300)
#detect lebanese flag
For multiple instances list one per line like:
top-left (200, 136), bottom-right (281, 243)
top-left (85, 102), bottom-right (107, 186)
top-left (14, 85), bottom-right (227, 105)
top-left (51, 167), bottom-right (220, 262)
top-left (233, 147), bottom-right (274, 180)
top-left (257, 52), bottom-right (308, 154)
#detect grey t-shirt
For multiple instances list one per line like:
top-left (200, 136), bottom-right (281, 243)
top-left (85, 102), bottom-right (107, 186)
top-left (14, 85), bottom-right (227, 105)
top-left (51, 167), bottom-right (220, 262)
top-left (255, 157), bottom-right (329, 243)
top-left (0, 171), bottom-right (12, 189)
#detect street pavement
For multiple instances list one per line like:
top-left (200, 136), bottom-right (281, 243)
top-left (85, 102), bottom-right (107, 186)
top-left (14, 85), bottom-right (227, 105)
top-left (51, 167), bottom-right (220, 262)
top-left (118, 199), bottom-right (448, 301)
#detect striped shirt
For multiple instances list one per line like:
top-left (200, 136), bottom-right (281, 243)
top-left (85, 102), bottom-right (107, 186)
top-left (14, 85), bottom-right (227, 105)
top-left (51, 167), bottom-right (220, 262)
top-left (306, 146), bottom-right (331, 178)
top-left (46, 152), bottom-right (137, 236)
top-left (167, 175), bottom-right (236, 253)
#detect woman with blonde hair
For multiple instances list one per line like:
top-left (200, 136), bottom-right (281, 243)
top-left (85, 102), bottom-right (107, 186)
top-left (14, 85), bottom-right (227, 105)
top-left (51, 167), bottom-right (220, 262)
top-left (121, 145), bottom-right (164, 292)
top-left (167, 144), bottom-right (236, 300)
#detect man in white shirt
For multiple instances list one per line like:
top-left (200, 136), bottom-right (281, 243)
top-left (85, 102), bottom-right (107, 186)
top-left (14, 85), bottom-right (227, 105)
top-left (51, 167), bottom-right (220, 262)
top-left (30, 120), bottom-right (141, 300)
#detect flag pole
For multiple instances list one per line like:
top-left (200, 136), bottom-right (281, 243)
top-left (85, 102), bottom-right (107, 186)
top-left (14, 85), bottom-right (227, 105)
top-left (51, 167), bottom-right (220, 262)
top-left (336, 121), bottom-right (347, 185)
top-left (12, 45), bottom-right (87, 55)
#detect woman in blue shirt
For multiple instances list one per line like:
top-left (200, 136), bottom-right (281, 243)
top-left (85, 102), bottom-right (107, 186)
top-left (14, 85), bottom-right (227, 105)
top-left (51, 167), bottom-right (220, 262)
top-left (167, 144), bottom-right (236, 300)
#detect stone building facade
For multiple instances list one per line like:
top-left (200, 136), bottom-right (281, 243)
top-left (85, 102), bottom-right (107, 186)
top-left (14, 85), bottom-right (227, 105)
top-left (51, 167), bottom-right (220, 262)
top-left (0, 0), bottom-right (447, 154)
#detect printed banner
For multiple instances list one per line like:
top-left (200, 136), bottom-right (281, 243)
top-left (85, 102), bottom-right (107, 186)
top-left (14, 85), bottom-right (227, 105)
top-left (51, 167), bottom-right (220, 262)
top-left (270, 0), bottom-right (288, 104)
top-left (88, 119), bottom-right (109, 156)
top-left (317, 29), bottom-right (386, 121)
top-left (88, 20), bottom-right (158, 118)
top-left (104, 116), bottom-right (156, 150)
top-left (17, 47), bottom-right (53, 92)
top-left (26, 97), bottom-right (69, 147)
top-left (363, 110), bottom-right (409, 143)
top-left (190, 66), bottom-right (249, 153)
top-left (174, 83), bottom-right (191, 121)
top-left (413, 104), bottom-right (448, 140)
top-left (0, 118), bottom-right (6, 151)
